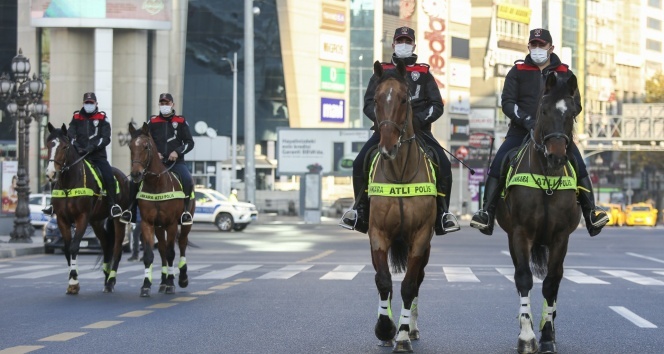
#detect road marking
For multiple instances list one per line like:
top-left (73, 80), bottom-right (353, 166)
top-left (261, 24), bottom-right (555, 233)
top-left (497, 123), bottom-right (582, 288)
top-left (444, 267), bottom-right (481, 282)
top-left (0, 265), bottom-right (51, 275)
top-left (82, 321), bottom-right (123, 329)
top-left (320, 265), bottom-right (365, 280)
top-left (609, 306), bottom-right (658, 328)
top-left (502, 250), bottom-right (587, 257)
top-left (235, 278), bottom-right (252, 282)
top-left (496, 268), bottom-right (543, 283)
top-left (78, 264), bottom-right (145, 279)
top-left (147, 303), bottom-right (177, 309)
top-left (258, 264), bottom-right (313, 279)
top-left (193, 265), bottom-right (261, 280)
top-left (563, 269), bottom-right (609, 284)
top-left (626, 252), bottom-right (664, 264)
top-left (192, 290), bottom-right (215, 295)
top-left (130, 264), bottom-right (212, 279)
top-left (297, 250), bottom-right (335, 263)
top-left (654, 271), bottom-right (664, 276)
top-left (601, 270), bottom-right (664, 285)
top-left (8, 265), bottom-right (94, 279)
top-left (172, 297), bottom-right (197, 302)
top-left (118, 310), bottom-right (153, 317)
top-left (38, 332), bottom-right (86, 341)
top-left (0, 264), bottom-right (9, 268)
top-left (0, 346), bottom-right (44, 354)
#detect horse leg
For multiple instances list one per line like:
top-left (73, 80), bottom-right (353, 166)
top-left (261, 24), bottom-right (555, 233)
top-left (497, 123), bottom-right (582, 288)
top-left (107, 219), bottom-right (127, 293)
top-left (177, 224), bottom-right (191, 288)
top-left (66, 217), bottom-right (89, 295)
top-left (371, 234), bottom-right (396, 347)
top-left (58, 217), bottom-right (77, 295)
top-left (154, 227), bottom-right (169, 293)
top-left (409, 245), bottom-right (431, 341)
top-left (163, 224), bottom-right (178, 295)
top-left (539, 239), bottom-right (568, 354)
top-left (140, 222), bottom-right (156, 297)
top-left (512, 230), bottom-right (538, 354)
top-left (90, 220), bottom-right (113, 293)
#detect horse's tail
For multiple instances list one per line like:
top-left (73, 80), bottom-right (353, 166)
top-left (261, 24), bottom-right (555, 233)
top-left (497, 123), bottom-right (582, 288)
top-left (389, 234), bottom-right (409, 274)
top-left (530, 243), bottom-right (549, 279)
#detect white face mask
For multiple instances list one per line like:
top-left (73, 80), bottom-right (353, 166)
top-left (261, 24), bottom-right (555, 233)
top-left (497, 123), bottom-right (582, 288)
top-left (530, 47), bottom-right (550, 65)
top-left (160, 105), bottom-right (173, 115)
top-left (394, 43), bottom-right (414, 58)
top-left (83, 104), bottom-right (96, 113)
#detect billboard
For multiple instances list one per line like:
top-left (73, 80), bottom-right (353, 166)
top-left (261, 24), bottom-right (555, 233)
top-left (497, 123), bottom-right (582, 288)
top-left (277, 128), bottom-right (371, 175)
top-left (1, 161), bottom-right (18, 214)
top-left (321, 98), bottom-right (345, 123)
top-left (30, 0), bottom-right (172, 30)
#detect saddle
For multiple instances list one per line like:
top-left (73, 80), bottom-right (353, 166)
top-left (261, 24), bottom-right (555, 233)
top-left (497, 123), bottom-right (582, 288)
top-left (52, 160), bottom-right (118, 198)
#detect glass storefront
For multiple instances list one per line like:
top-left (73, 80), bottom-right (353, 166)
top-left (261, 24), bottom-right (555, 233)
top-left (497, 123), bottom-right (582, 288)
top-left (0, 0), bottom-right (18, 141)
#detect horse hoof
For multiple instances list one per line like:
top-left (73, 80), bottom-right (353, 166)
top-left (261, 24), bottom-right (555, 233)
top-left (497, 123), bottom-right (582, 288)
top-left (393, 339), bottom-right (413, 353)
top-left (517, 338), bottom-right (539, 354)
top-left (158, 284), bottom-right (166, 293)
top-left (375, 315), bottom-right (397, 342)
top-left (409, 329), bottom-right (420, 340)
top-left (377, 340), bottom-right (394, 347)
top-left (178, 277), bottom-right (189, 288)
top-left (140, 287), bottom-right (151, 297)
top-left (539, 340), bottom-right (557, 354)
top-left (103, 285), bottom-right (114, 293)
top-left (66, 284), bottom-right (80, 295)
top-left (165, 285), bottom-right (176, 294)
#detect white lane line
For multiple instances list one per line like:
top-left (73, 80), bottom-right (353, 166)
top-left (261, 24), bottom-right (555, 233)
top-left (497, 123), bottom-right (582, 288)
top-left (193, 265), bottom-right (261, 280)
top-left (8, 265), bottom-right (94, 279)
top-left (654, 271), bottom-right (664, 276)
top-left (496, 268), bottom-right (543, 283)
top-left (609, 306), bottom-right (658, 328)
top-left (0, 264), bottom-right (10, 268)
top-left (130, 264), bottom-right (212, 279)
top-left (320, 265), bottom-right (365, 280)
top-left (563, 269), bottom-right (609, 284)
top-left (626, 252), bottom-right (664, 264)
top-left (0, 265), bottom-right (52, 275)
top-left (602, 270), bottom-right (664, 286)
top-left (78, 264), bottom-right (146, 279)
top-left (500, 250), bottom-right (511, 257)
top-left (444, 267), bottom-right (480, 282)
top-left (258, 264), bottom-right (313, 279)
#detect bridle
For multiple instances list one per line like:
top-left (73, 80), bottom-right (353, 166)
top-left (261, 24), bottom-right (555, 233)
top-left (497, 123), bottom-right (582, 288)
top-left (131, 135), bottom-right (175, 179)
top-left (48, 139), bottom-right (88, 176)
top-left (531, 94), bottom-right (574, 155)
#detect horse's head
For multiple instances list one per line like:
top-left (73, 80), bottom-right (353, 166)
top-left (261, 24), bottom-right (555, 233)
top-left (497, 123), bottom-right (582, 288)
top-left (128, 122), bottom-right (155, 183)
top-left (533, 72), bottom-right (578, 171)
top-left (45, 122), bottom-right (77, 183)
top-left (373, 60), bottom-right (413, 160)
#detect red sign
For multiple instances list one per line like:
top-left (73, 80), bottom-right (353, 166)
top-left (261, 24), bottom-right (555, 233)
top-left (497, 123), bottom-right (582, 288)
top-left (455, 146), bottom-right (469, 160)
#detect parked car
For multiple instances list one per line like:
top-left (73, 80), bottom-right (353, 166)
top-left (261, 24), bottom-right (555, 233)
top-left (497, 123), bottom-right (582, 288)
top-left (43, 215), bottom-right (131, 254)
top-left (624, 203), bottom-right (658, 227)
top-left (330, 197), bottom-right (355, 217)
top-left (598, 203), bottom-right (625, 227)
top-left (193, 187), bottom-right (258, 231)
top-left (29, 193), bottom-right (51, 227)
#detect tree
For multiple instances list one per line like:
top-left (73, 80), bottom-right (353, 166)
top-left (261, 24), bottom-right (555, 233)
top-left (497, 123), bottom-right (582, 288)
top-left (645, 71), bottom-right (664, 103)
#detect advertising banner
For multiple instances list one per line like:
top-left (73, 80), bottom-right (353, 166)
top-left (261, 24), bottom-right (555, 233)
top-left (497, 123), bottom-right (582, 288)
top-left (321, 3), bottom-right (347, 31)
top-left (1, 161), bottom-right (18, 214)
top-left (321, 98), bottom-right (345, 123)
top-left (320, 66), bottom-right (346, 92)
top-left (320, 34), bottom-right (347, 62)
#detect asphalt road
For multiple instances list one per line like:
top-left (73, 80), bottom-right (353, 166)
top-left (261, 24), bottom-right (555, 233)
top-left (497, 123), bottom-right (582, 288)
top-left (0, 223), bottom-right (662, 354)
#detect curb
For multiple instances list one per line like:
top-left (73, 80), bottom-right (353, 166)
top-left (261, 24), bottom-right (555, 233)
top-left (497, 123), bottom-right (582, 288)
top-left (0, 244), bottom-right (44, 259)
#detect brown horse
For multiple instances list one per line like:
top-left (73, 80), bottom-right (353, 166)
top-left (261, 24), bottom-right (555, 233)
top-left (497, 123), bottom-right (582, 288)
top-left (128, 122), bottom-right (195, 297)
top-left (368, 60), bottom-right (438, 353)
top-left (495, 72), bottom-right (581, 354)
top-left (44, 122), bottom-right (130, 294)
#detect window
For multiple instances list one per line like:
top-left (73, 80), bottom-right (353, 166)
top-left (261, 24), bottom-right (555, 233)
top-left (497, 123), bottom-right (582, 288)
top-left (646, 39), bottom-right (662, 52)
top-left (451, 37), bottom-right (470, 59)
top-left (647, 17), bottom-right (662, 30)
top-left (648, 0), bottom-right (661, 8)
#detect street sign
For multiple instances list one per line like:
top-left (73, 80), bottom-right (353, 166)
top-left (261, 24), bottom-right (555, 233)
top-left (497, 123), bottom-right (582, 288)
top-left (625, 189), bottom-right (634, 197)
top-left (455, 146), bottom-right (469, 160)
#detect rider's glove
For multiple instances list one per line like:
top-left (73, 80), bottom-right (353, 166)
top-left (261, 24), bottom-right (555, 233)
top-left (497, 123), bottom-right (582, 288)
top-left (523, 116), bottom-right (536, 132)
top-left (84, 145), bottom-right (96, 154)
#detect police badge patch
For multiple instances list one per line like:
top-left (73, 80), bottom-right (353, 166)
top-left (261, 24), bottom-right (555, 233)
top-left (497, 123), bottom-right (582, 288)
top-left (411, 71), bottom-right (420, 81)
top-left (93, 120), bottom-right (99, 127)
top-left (172, 122), bottom-right (178, 129)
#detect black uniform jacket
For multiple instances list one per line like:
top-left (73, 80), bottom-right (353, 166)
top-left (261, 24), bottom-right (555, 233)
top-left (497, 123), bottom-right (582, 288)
top-left (501, 53), bottom-right (582, 137)
top-left (67, 109), bottom-right (111, 160)
top-left (148, 112), bottom-right (195, 163)
top-left (363, 54), bottom-right (444, 132)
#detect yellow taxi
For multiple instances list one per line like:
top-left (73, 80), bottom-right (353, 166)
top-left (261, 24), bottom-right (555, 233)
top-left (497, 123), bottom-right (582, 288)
top-left (624, 203), bottom-right (658, 227)
top-left (598, 203), bottom-right (625, 227)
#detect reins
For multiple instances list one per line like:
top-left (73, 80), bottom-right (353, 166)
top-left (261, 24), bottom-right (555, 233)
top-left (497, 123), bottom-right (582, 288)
top-left (131, 136), bottom-right (176, 179)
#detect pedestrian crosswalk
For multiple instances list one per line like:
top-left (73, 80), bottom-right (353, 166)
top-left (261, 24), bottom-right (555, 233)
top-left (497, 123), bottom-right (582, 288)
top-left (1, 262), bottom-right (663, 286)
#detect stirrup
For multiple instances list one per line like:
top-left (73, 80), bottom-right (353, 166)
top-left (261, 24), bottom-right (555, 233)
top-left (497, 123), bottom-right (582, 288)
top-left (338, 209), bottom-right (358, 230)
top-left (42, 205), bottom-right (54, 216)
top-left (120, 210), bottom-right (132, 224)
top-left (181, 212), bottom-right (193, 226)
top-left (110, 204), bottom-right (123, 218)
top-left (442, 212), bottom-right (461, 233)
top-left (469, 210), bottom-right (490, 230)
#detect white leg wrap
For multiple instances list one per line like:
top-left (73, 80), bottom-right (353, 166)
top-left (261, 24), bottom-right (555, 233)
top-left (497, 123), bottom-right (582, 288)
top-left (519, 293), bottom-right (531, 314)
top-left (169, 266), bottom-right (175, 276)
top-left (518, 292), bottom-right (535, 341)
top-left (398, 308), bottom-right (411, 327)
top-left (68, 278), bottom-right (79, 285)
top-left (70, 258), bottom-right (78, 274)
top-left (378, 299), bottom-right (390, 317)
top-left (410, 296), bottom-right (419, 331)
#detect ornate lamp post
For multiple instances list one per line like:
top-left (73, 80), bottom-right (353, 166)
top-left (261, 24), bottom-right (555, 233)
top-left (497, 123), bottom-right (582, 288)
top-left (0, 49), bottom-right (46, 243)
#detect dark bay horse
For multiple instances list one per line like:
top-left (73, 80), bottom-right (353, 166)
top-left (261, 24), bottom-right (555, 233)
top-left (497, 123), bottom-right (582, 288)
top-left (368, 60), bottom-right (438, 353)
top-left (128, 122), bottom-right (195, 297)
top-left (44, 123), bottom-right (130, 294)
top-left (495, 72), bottom-right (581, 354)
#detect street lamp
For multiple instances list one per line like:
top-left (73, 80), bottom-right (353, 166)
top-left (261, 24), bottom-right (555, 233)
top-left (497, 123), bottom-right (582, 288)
top-left (0, 49), bottom-right (46, 243)
top-left (244, 0), bottom-right (256, 203)
top-left (221, 52), bottom-right (238, 184)
top-left (595, 155), bottom-right (604, 203)
top-left (117, 118), bottom-right (136, 146)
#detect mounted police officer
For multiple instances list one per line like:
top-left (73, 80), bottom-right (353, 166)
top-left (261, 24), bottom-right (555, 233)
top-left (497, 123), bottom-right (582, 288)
top-left (120, 93), bottom-right (195, 226)
top-left (42, 92), bottom-right (122, 218)
top-left (470, 28), bottom-right (609, 236)
top-left (340, 26), bottom-right (460, 236)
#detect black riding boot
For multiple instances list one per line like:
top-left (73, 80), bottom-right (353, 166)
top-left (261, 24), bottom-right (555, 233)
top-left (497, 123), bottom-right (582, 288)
top-left (120, 182), bottom-right (139, 224)
top-left (106, 182), bottom-right (122, 218)
top-left (340, 173), bottom-right (370, 233)
top-left (435, 175), bottom-right (460, 235)
top-left (577, 176), bottom-right (609, 236)
top-left (181, 197), bottom-right (193, 226)
top-left (470, 176), bottom-right (500, 236)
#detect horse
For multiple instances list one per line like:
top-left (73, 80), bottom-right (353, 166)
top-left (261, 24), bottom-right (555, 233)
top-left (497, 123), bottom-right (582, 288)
top-left (367, 60), bottom-right (438, 353)
top-left (127, 122), bottom-right (195, 297)
top-left (495, 72), bottom-right (581, 354)
top-left (44, 122), bottom-right (131, 294)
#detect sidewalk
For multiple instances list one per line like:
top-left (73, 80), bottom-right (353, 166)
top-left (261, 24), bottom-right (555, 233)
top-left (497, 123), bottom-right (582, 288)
top-left (0, 234), bottom-right (45, 259)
